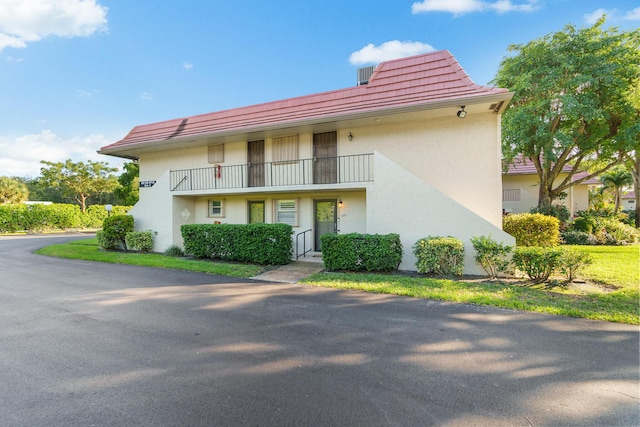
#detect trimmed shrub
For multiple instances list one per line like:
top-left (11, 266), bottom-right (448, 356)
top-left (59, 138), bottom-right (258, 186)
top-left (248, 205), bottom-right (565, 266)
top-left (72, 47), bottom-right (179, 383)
top-left (503, 213), bottom-right (560, 247)
top-left (413, 236), bottom-right (465, 276)
top-left (125, 230), bottom-right (156, 253)
top-left (98, 215), bottom-right (134, 250)
top-left (558, 248), bottom-right (593, 282)
top-left (562, 231), bottom-right (598, 245)
top-left (164, 245), bottom-right (185, 257)
top-left (470, 235), bottom-right (513, 278)
top-left (321, 233), bottom-right (403, 272)
top-left (0, 204), bottom-right (27, 233)
top-left (512, 246), bottom-right (563, 283)
top-left (181, 223), bottom-right (293, 265)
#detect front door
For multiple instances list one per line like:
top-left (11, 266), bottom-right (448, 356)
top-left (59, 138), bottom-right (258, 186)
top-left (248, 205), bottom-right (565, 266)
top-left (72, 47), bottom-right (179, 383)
top-left (313, 132), bottom-right (337, 184)
top-left (314, 199), bottom-right (337, 251)
top-left (248, 140), bottom-right (265, 187)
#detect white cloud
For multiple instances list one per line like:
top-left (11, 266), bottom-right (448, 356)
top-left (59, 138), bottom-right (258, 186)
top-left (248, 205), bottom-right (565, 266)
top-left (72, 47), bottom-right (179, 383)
top-left (349, 40), bottom-right (436, 65)
top-left (624, 7), bottom-right (640, 21)
top-left (6, 55), bottom-right (24, 62)
top-left (140, 92), bottom-right (154, 100)
top-left (583, 8), bottom-right (611, 25)
top-left (411, 0), bottom-right (538, 15)
top-left (183, 62), bottom-right (193, 70)
top-left (0, 130), bottom-right (119, 177)
top-left (0, 0), bottom-right (108, 51)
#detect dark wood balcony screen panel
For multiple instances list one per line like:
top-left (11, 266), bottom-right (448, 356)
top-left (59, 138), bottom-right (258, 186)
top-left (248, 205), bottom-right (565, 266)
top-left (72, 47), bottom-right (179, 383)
top-left (313, 132), bottom-right (337, 184)
top-left (248, 140), bottom-right (265, 187)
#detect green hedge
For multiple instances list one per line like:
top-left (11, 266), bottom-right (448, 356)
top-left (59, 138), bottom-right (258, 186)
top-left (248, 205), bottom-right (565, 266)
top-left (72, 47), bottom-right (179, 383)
top-left (0, 203), bottom-right (132, 233)
top-left (97, 215), bottom-right (134, 250)
top-left (181, 223), bottom-right (293, 265)
top-left (413, 236), bottom-right (465, 276)
top-left (321, 233), bottom-right (403, 272)
top-left (503, 213), bottom-right (560, 246)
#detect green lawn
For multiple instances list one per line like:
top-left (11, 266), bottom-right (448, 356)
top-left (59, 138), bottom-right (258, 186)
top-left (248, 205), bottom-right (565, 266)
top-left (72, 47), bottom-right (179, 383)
top-left (35, 238), bottom-right (265, 278)
top-left (35, 238), bottom-right (639, 324)
top-left (300, 245), bottom-right (639, 325)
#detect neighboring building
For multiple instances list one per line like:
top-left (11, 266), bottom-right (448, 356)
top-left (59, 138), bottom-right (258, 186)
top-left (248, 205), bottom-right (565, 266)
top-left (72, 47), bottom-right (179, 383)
top-left (99, 51), bottom-right (514, 274)
top-left (622, 191), bottom-right (636, 211)
top-left (502, 156), bottom-right (597, 216)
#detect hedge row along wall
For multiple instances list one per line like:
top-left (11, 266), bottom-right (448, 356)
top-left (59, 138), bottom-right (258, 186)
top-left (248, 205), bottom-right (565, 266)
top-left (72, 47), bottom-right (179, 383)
top-left (181, 223), bottom-right (293, 265)
top-left (321, 233), bottom-right (403, 272)
top-left (0, 204), bottom-right (131, 233)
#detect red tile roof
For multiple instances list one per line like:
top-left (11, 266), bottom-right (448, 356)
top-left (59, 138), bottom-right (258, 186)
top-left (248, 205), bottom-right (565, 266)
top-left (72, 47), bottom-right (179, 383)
top-left (100, 50), bottom-right (510, 154)
top-left (504, 155), bottom-right (600, 185)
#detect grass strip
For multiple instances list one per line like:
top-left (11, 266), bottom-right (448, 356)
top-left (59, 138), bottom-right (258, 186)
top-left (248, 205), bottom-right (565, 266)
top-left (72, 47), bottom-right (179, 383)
top-left (35, 238), bottom-right (265, 278)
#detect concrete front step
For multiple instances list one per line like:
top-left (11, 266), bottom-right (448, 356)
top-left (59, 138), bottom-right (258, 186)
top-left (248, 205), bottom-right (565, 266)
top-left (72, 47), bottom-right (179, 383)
top-left (252, 261), bottom-right (325, 283)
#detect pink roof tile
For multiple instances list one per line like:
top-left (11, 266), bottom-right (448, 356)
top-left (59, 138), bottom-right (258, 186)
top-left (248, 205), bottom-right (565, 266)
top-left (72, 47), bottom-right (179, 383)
top-left (101, 50), bottom-right (510, 154)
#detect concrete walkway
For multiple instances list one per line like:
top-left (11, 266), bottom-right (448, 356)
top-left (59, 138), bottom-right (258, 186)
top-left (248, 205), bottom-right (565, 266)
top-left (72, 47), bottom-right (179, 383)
top-left (252, 260), bottom-right (325, 283)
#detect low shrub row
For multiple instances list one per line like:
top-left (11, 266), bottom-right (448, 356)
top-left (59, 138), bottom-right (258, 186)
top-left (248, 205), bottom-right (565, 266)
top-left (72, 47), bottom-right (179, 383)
top-left (96, 214), bottom-right (155, 253)
top-left (321, 233), bottom-right (402, 272)
top-left (562, 213), bottom-right (639, 245)
top-left (0, 203), bottom-right (131, 233)
top-left (181, 223), bottom-right (293, 265)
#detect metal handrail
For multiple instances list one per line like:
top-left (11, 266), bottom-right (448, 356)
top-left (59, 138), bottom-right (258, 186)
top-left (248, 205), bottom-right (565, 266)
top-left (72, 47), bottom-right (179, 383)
top-left (295, 228), bottom-right (312, 259)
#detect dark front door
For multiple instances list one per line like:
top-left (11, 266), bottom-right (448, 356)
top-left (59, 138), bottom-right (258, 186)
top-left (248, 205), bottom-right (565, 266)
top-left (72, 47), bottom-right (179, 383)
top-left (248, 140), bottom-right (265, 187)
top-left (313, 132), bottom-right (337, 184)
top-left (314, 199), bottom-right (337, 251)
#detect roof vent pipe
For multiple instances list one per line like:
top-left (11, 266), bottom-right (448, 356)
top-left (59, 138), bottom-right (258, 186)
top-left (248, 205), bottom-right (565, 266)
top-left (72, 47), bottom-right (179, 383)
top-left (357, 66), bottom-right (376, 86)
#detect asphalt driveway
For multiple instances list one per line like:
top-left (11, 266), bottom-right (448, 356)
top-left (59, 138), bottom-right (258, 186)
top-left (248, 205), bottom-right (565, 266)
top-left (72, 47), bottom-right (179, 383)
top-left (1, 234), bottom-right (638, 426)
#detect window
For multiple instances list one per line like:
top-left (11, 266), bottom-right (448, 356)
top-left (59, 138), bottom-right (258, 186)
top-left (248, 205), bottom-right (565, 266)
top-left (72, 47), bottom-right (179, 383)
top-left (248, 201), bottom-right (265, 224)
top-left (272, 135), bottom-right (298, 162)
top-left (208, 144), bottom-right (224, 164)
top-left (502, 188), bottom-right (521, 202)
top-left (209, 199), bottom-right (224, 217)
top-left (275, 199), bottom-right (297, 226)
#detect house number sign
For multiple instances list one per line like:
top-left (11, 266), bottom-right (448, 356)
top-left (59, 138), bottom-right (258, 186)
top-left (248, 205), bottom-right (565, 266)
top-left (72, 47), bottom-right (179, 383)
top-left (139, 181), bottom-right (156, 188)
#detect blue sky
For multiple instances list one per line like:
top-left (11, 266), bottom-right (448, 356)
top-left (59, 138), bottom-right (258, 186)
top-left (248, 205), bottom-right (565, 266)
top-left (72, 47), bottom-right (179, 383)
top-left (1, 0), bottom-right (638, 177)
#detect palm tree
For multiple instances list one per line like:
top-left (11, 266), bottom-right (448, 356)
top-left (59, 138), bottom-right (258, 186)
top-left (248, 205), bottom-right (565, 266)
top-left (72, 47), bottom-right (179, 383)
top-left (0, 176), bottom-right (29, 204)
top-left (600, 167), bottom-right (633, 215)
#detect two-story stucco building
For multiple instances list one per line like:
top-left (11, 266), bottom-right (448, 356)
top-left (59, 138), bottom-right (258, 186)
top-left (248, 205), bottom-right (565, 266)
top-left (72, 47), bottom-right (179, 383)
top-left (99, 50), bottom-right (515, 274)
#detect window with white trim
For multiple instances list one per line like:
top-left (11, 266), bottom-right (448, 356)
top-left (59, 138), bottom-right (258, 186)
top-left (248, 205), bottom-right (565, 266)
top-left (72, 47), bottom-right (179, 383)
top-left (272, 135), bottom-right (299, 162)
top-left (502, 188), bottom-right (521, 202)
top-left (275, 199), bottom-right (297, 226)
top-left (209, 199), bottom-right (224, 217)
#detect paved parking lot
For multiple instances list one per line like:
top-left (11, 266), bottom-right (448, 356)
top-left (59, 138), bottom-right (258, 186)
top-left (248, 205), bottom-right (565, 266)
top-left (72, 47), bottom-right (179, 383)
top-left (1, 234), bottom-right (638, 426)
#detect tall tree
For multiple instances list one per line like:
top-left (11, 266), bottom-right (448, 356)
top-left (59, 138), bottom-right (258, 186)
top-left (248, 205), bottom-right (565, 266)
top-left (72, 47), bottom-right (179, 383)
top-left (600, 166), bottom-right (633, 215)
top-left (0, 176), bottom-right (29, 204)
top-left (493, 18), bottom-right (640, 207)
top-left (114, 161), bottom-right (139, 206)
top-left (39, 159), bottom-right (120, 212)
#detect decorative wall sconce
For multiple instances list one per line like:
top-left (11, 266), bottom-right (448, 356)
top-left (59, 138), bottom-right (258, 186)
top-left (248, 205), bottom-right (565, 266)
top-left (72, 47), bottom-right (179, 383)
top-left (348, 132), bottom-right (353, 141)
top-left (338, 199), bottom-right (344, 208)
top-left (457, 106), bottom-right (467, 118)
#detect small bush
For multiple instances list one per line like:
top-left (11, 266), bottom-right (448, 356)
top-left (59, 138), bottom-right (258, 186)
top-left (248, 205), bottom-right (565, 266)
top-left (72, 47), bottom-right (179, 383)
top-left (558, 248), bottom-right (593, 282)
top-left (562, 231), bottom-right (598, 245)
top-left (413, 236), bottom-right (465, 276)
top-left (571, 216), bottom-right (597, 234)
top-left (125, 230), bottom-right (156, 253)
top-left (164, 245), bottom-right (185, 257)
top-left (470, 235), bottom-right (513, 278)
top-left (321, 233), bottom-right (402, 272)
top-left (503, 213), bottom-right (560, 246)
top-left (512, 246), bottom-right (563, 283)
top-left (99, 215), bottom-right (134, 250)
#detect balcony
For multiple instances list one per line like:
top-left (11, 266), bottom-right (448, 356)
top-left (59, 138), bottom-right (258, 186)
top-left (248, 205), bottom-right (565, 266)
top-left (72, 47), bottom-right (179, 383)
top-left (170, 153), bottom-right (374, 192)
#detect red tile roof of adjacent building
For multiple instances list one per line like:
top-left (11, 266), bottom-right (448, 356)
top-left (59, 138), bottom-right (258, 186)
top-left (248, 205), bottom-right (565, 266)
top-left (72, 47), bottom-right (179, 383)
top-left (100, 50), bottom-right (510, 154)
top-left (504, 155), bottom-right (600, 184)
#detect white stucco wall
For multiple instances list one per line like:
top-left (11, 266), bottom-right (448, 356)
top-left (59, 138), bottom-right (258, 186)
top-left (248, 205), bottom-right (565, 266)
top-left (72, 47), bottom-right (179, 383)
top-left (368, 152), bottom-right (514, 275)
